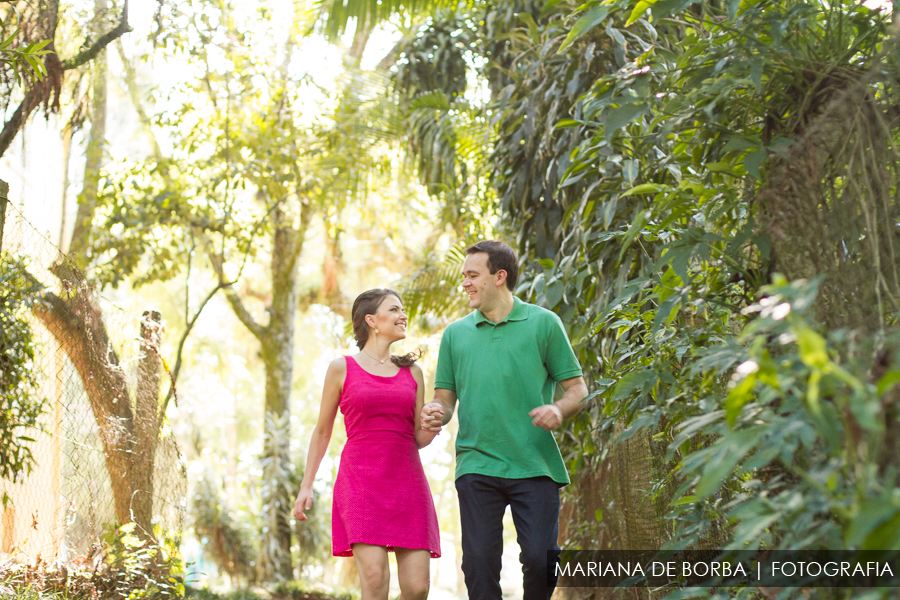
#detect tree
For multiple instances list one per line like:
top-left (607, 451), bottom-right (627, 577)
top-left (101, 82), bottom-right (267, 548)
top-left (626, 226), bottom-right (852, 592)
top-left (87, 0), bottom-right (409, 578)
top-left (0, 0), bottom-right (132, 158)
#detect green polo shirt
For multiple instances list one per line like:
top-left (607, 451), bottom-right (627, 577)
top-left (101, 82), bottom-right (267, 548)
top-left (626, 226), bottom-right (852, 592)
top-left (435, 297), bottom-right (582, 485)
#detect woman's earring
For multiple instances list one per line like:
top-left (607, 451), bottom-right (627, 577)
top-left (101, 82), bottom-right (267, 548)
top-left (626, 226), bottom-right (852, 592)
top-left (375, 328), bottom-right (379, 333)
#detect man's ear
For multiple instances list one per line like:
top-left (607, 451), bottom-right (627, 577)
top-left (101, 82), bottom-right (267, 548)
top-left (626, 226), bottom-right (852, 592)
top-left (494, 269), bottom-right (508, 288)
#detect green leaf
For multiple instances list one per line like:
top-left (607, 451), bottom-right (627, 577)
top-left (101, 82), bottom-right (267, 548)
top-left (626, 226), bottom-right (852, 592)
top-left (555, 119), bottom-right (581, 129)
top-left (651, 292), bottom-right (681, 338)
top-left (797, 327), bottom-right (828, 368)
top-left (695, 428), bottom-right (760, 499)
top-left (877, 370), bottom-right (900, 396)
top-left (621, 183), bottom-right (670, 196)
top-left (517, 12), bottom-right (541, 45)
top-left (725, 374), bottom-right (756, 427)
top-left (558, 7), bottom-right (610, 54)
top-left (650, 0), bottom-right (699, 19)
top-left (617, 210), bottom-right (648, 263)
top-left (605, 103), bottom-right (646, 142)
top-left (0, 28), bottom-right (18, 51)
top-left (744, 149), bottom-right (767, 179)
top-left (544, 279), bottom-right (565, 308)
top-left (671, 495), bottom-right (697, 506)
top-left (861, 512), bottom-right (900, 551)
top-left (626, 0), bottom-right (655, 27)
top-left (722, 137), bottom-right (758, 154)
top-left (612, 369), bottom-right (657, 401)
top-left (595, 508), bottom-right (603, 522)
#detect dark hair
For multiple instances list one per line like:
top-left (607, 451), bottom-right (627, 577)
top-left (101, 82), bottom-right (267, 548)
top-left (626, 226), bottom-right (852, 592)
top-left (350, 289), bottom-right (421, 368)
top-left (466, 240), bottom-right (519, 291)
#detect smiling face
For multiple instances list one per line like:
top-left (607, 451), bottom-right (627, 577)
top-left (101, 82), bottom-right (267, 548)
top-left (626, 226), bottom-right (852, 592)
top-left (366, 294), bottom-right (408, 342)
top-left (462, 252), bottom-right (504, 312)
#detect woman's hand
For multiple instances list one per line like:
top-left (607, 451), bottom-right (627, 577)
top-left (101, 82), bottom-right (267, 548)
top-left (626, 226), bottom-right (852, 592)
top-left (420, 402), bottom-right (445, 434)
top-left (293, 488), bottom-right (314, 521)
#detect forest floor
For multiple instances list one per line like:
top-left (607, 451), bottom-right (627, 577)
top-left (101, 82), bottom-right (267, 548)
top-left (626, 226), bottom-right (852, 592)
top-left (186, 585), bottom-right (355, 600)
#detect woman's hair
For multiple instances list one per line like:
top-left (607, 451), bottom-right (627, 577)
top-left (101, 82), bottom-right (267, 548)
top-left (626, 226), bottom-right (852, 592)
top-left (350, 288), bottom-right (422, 368)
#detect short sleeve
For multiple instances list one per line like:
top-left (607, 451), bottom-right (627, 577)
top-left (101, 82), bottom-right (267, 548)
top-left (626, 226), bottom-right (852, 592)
top-left (544, 314), bottom-right (583, 382)
top-left (434, 326), bottom-right (456, 391)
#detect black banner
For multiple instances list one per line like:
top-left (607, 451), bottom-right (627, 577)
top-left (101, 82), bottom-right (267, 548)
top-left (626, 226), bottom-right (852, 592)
top-left (552, 550), bottom-right (900, 588)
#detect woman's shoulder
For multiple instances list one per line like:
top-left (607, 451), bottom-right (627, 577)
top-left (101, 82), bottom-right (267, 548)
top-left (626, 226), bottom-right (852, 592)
top-left (407, 362), bottom-right (423, 376)
top-left (326, 356), bottom-right (350, 376)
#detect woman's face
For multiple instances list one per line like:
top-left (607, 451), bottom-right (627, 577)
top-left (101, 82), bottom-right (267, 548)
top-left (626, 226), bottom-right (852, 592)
top-left (366, 295), bottom-right (408, 343)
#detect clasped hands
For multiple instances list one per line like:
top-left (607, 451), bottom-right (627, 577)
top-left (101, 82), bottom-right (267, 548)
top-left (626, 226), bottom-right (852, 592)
top-left (420, 402), bottom-right (445, 434)
top-left (420, 401), bottom-right (564, 433)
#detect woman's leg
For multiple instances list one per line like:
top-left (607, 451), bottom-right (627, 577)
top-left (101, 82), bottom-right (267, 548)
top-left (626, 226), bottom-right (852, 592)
top-left (395, 547), bottom-right (431, 600)
top-left (352, 544), bottom-right (391, 600)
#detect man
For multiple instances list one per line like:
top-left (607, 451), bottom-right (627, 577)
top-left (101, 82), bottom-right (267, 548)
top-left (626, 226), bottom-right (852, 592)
top-left (421, 240), bottom-right (588, 600)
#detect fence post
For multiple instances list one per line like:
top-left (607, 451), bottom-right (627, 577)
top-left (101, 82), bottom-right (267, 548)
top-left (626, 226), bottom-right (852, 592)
top-left (0, 179), bottom-right (8, 254)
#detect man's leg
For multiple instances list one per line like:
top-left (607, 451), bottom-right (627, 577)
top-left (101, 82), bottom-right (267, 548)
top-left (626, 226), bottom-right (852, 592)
top-left (507, 477), bottom-right (561, 600)
top-left (456, 474), bottom-right (508, 600)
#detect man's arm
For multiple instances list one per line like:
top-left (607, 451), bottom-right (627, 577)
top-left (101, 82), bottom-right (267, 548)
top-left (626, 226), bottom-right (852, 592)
top-left (529, 375), bottom-right (588, 431)
top-left (421, 387), bottom-right (458, 433)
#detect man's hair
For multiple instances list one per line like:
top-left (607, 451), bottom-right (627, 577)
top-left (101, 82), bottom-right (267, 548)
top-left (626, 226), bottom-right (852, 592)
top-left (466, 240), bottom-right (519, 291)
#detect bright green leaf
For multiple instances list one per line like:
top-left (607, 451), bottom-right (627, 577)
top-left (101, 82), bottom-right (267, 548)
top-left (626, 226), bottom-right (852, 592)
top-left (558, 7), bottom-right (610, 54)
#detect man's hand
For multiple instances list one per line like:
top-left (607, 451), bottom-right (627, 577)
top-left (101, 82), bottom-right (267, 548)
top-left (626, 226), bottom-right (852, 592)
top-left (529, 404), bottom-right (564, 431)
top-left (420, 402), bottom-right (445, 434)
top-left (293, 489), bottom-right (313, 521)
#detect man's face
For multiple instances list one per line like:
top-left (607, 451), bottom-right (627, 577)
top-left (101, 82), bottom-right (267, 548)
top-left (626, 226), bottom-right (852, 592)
top-left (462, 252), bottom-right (500, 311)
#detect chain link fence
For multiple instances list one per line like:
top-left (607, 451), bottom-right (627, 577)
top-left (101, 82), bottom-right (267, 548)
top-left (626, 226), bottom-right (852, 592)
top-left (0, 186), bottom-right (186, 567)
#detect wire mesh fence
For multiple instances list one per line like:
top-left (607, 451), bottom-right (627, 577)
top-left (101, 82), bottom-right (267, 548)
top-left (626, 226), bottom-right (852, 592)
top-left (0, 186), bottom-right (186, 567)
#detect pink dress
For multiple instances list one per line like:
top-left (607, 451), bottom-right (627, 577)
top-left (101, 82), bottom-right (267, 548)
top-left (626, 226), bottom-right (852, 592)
top-left (331, 356), bottom-right (441, 557)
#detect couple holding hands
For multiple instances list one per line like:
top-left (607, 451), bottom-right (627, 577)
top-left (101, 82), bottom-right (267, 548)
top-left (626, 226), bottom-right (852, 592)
top-left (293, 241), bottom-right (589, 600)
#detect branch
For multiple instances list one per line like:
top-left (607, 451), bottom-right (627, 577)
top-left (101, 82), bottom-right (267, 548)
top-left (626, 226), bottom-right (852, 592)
top-left (60, 0), bottom-right (132, 71)
top-left (205, 241), bottom-right (266, 341)
top-left (159, 280), bottom-right (228, 416)
top-left (0, 91), bottom-right (33, 159)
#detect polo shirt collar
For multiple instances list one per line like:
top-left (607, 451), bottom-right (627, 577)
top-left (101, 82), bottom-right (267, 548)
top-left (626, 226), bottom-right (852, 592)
top-left (474, 296), bottom-right (530, 326)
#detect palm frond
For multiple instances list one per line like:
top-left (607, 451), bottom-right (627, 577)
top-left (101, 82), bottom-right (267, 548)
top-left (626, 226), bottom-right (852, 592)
top-left (402, 242), bottom-right (470, 326)
top-left (314, 0), bottom-right (460, 40)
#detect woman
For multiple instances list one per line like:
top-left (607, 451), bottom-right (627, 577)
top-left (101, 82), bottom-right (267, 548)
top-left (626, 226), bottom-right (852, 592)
top-left (293, 289), bottom-right (442, 600)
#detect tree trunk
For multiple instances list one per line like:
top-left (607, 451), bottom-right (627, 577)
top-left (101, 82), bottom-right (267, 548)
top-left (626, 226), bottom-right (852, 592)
top-left (31, 284), bottom-right (136, 527)
top-left (0, 179), bottom-right (8, 253)
top-left (320, 217), bottom-right (345, 313)
top-left (132, 309), bottom-right (163, 538)
top-left (29, 274), bottom-right (164, 539)
top-left (254, 202), bottom-right (312, 580)
top-left (68, 0), bottom-right (108, 266)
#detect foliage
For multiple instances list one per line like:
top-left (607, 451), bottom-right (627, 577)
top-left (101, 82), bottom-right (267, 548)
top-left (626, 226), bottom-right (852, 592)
top-left (185, 583), bottom-right (354, 600)
top-left (99, 522), bottom-right (186, 598)
top-left (314, 0), bottom-right (456, 39)
top-left (401, 242), bottom-right (470, 324)
top-left (0, 254), bottom-right (46, 491)
top-left (479, 0), bottom-right (900, 571)
top-left (0, 4), bottom-right (54, 99)
top-left (388, 11), bottom-right (501, 240)
top-left (0, 524), bottom-right (185, 599)
top-left (392, 15), bottom-right (471, 112)
top-left (192, 472), bottom-right (257, 583)
top-left (399, 0), bottom-right (900, 585)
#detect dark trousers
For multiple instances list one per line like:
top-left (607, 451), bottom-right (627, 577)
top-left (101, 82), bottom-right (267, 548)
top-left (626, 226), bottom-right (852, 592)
top-left (455, 474), bottom-right (561, 600)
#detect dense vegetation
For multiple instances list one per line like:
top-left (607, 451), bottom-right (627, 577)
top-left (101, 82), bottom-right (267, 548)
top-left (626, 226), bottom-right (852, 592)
top-left (394, 0), bottom-right (900, 595)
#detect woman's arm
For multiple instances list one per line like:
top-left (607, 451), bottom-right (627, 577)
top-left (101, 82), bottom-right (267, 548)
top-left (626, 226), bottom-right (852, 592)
top-left (293, 357), bottom-right (346, 521)
top-left (412, 364), bottom-right (438, 449)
